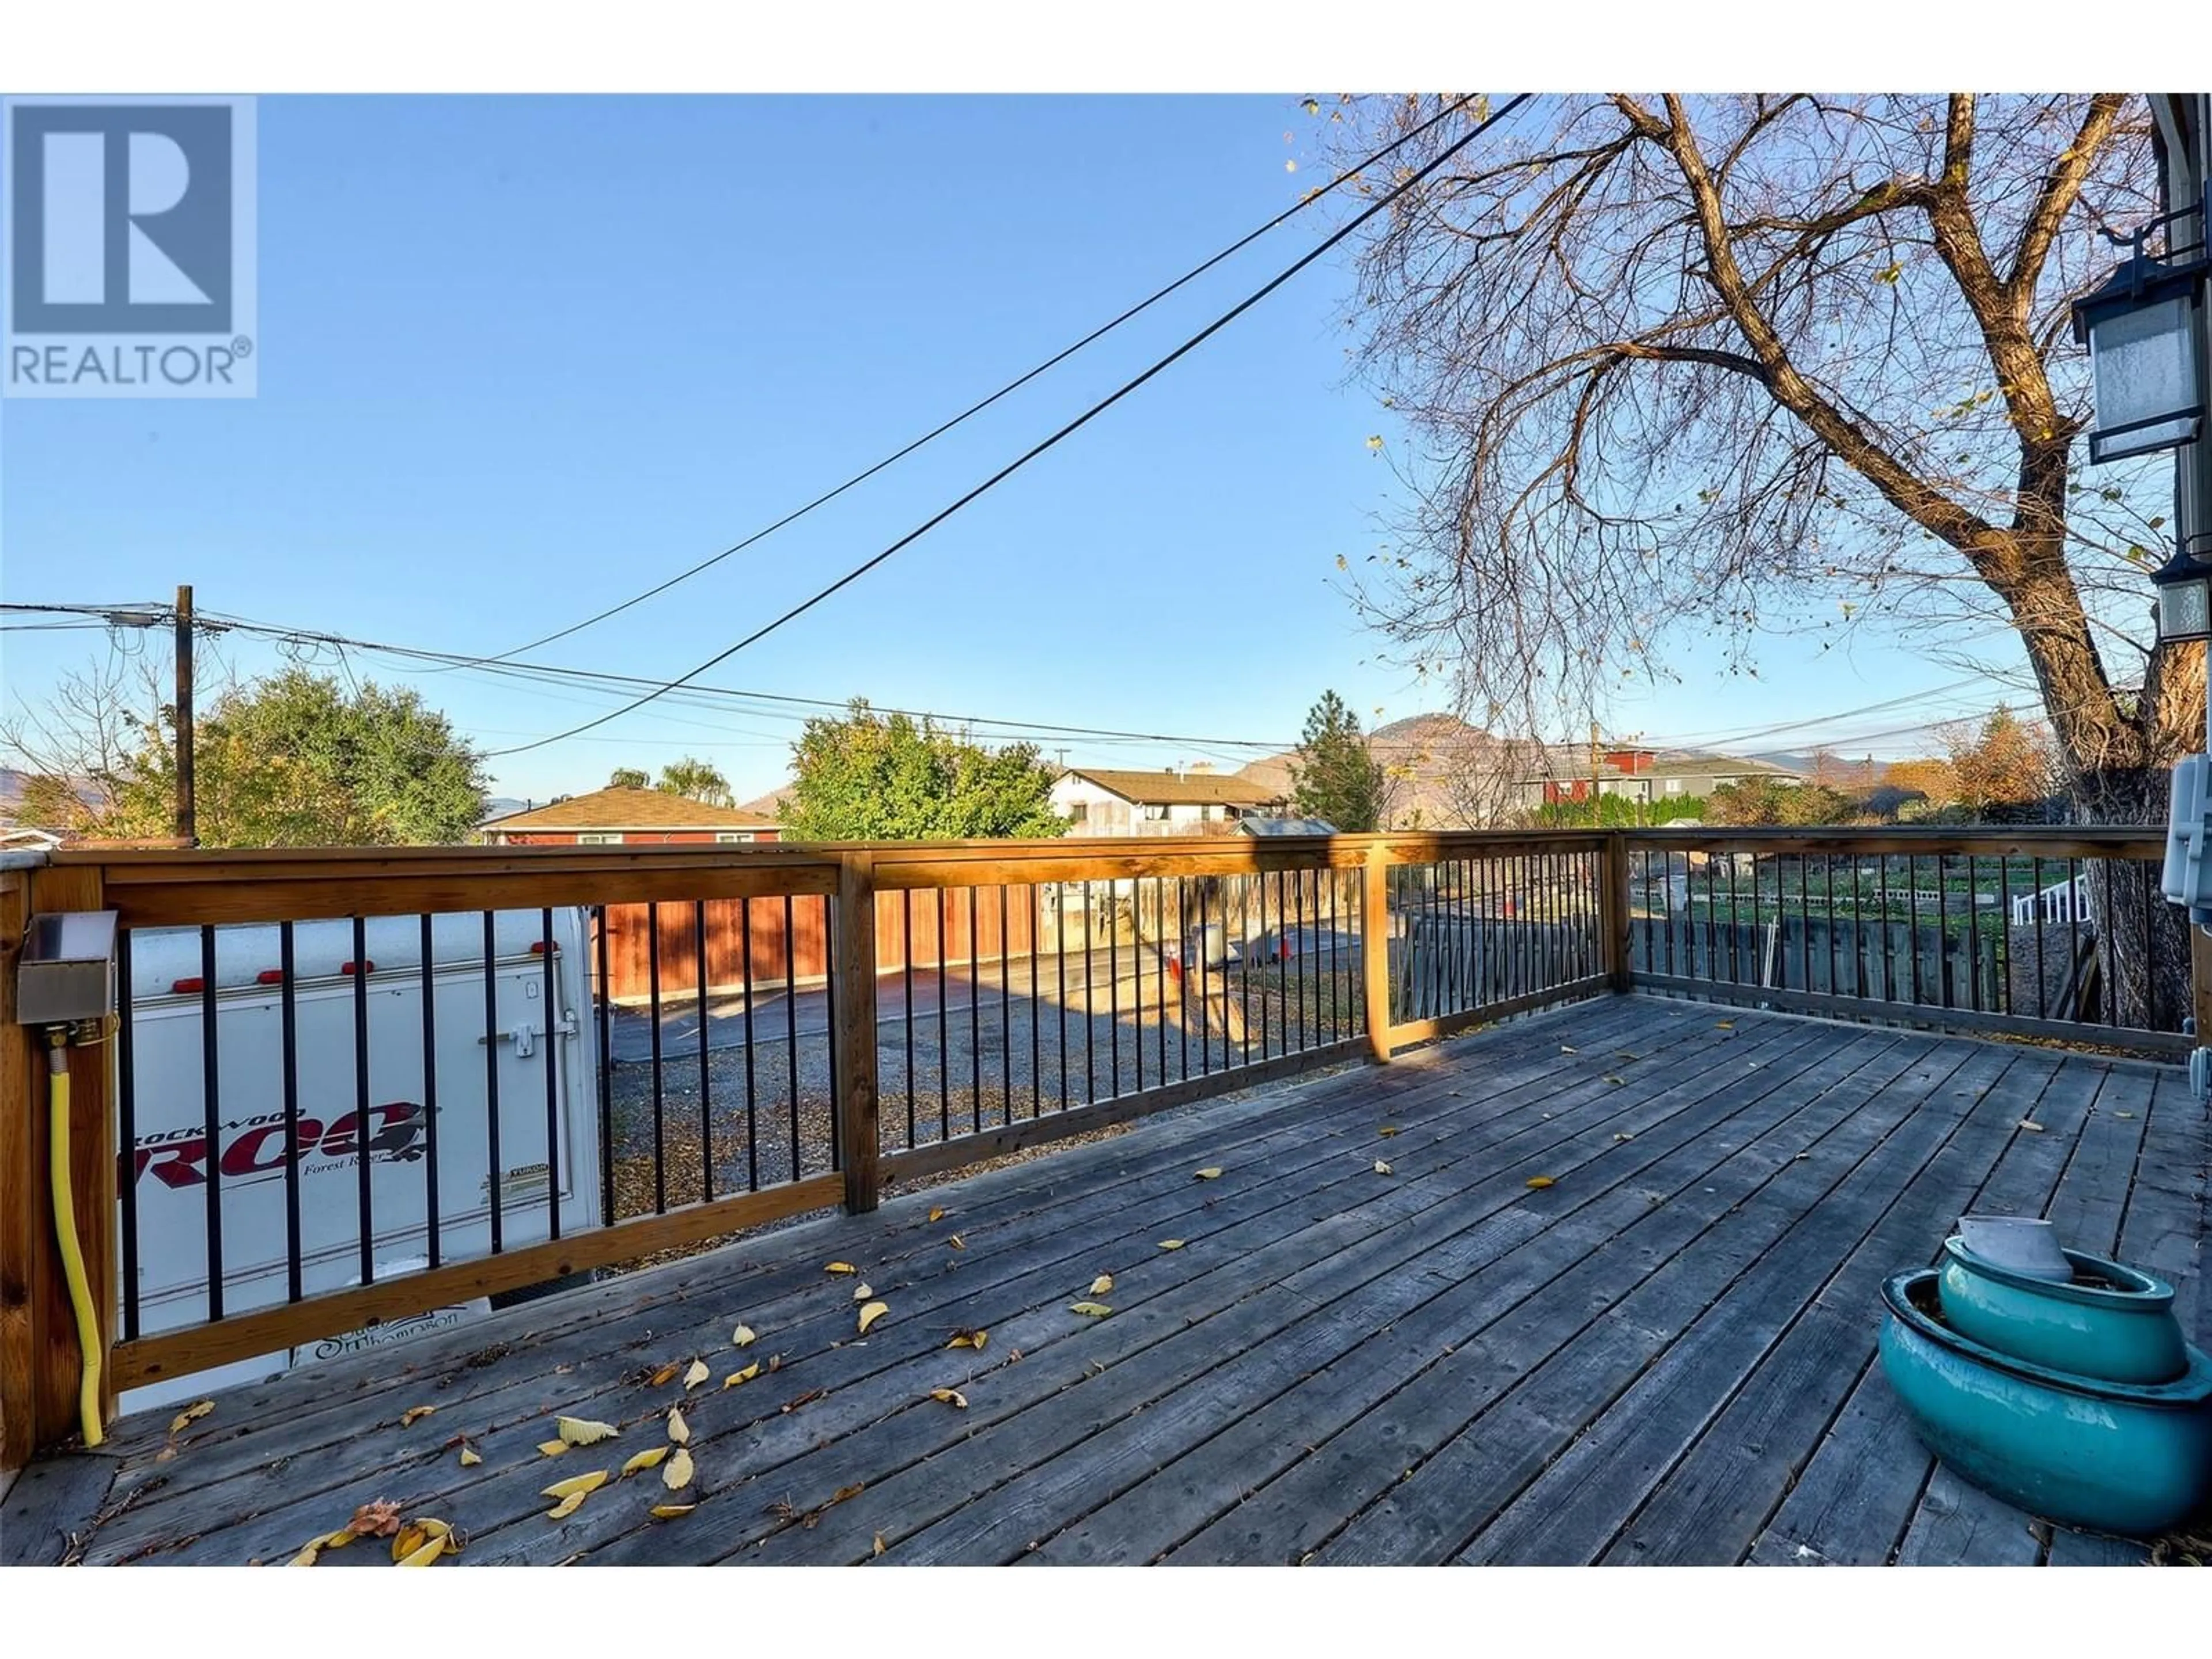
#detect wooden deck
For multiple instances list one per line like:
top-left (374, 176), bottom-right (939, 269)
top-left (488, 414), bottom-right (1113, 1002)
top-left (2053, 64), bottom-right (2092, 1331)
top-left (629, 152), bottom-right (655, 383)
top-left (6, 994), bottom-right (2204, 1567)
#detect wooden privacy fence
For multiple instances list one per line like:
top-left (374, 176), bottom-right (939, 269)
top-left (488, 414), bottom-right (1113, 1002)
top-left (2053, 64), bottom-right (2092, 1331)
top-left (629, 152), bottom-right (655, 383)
top-left (0, 824), bottom-right (2194, 1468)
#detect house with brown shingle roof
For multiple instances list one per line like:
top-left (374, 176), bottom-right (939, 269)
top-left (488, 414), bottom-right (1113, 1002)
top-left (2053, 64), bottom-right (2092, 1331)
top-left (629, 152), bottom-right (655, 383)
top-left (478, 786), bottom-right (781, 846)
top-left (1050, 766), bottom-right (1287, 836)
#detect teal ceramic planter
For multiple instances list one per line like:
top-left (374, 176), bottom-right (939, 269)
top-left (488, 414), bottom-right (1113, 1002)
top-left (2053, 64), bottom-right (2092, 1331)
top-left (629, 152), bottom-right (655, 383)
top-left (1937, 1237), bottom-right (2190, 1386)
top-left (1880, 1270), bottom-right (2212, 1537)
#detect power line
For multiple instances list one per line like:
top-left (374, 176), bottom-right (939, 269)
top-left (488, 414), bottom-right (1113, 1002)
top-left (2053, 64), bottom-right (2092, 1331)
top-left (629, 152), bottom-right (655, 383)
top-left (490, 95), bottom-right (1533, 759)
top-left (466, 94), bottom-right (1487, 669)
top-left (197, 609), bottom-right (1309, 750)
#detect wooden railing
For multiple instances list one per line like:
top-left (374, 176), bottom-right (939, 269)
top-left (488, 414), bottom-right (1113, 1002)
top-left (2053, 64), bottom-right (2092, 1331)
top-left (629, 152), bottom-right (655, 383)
top-left (0, 823), bottom-right (2194, 1467)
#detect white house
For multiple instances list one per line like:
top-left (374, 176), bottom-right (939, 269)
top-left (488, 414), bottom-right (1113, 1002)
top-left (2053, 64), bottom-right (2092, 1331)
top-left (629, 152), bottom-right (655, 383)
top-left (1050, 767), bottom-right (1287, 836)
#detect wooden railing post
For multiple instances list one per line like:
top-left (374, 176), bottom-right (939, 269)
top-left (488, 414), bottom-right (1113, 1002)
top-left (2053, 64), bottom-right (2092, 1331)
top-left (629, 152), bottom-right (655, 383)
top-left (834, 851), bottom-right (881, 1215)
top-left (2192, 924), bottom-right (2212, 1052)
top-left (2, 861), bottom-right (117, 1467)
top-left (1362, 844), bottom-right (1392, 1063)
top-left (1601, 831), bottom-right (1633, 992)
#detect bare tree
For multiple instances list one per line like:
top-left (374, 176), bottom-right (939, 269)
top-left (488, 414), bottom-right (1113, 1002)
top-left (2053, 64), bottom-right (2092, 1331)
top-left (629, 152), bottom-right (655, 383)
top-left (1327, 93), bottom-right (2196, 1027)
top-left (1329, 94), bottom-right (2192, 815)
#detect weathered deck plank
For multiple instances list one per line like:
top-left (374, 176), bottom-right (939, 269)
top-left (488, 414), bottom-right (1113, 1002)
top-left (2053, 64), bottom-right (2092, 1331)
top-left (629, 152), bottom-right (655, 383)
top-left (5, 995), bottom-right (2193, 1569)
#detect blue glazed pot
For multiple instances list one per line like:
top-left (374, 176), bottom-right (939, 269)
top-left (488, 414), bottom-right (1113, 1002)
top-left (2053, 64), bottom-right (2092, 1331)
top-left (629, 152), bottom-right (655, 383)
top-left (1937, 1237), bottom-right (2190, 1386)
top-left (1880, 1270), bottom-right (2212, 1538)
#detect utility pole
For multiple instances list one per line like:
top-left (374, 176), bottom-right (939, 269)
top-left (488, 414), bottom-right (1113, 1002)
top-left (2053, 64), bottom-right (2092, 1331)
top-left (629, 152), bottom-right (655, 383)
top-left (1588, 717), bottom-right (1601, 825)
top-left (174, 584), bottom-right (196, 847)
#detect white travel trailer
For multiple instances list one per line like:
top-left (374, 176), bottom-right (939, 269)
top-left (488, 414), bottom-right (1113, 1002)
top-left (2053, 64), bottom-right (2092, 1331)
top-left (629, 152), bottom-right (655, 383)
top-left (120, 910), bottom-right (603, 1410)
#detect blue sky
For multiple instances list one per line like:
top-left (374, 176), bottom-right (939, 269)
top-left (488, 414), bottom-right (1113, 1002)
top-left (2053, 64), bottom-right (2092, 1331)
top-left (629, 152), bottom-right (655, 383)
top-left (1, 94), bottom-right (2010, 803)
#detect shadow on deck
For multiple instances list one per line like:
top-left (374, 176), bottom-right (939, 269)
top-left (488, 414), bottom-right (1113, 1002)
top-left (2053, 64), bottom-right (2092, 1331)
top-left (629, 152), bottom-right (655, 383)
top-left (5, 993), bottom-right (2205, 1567)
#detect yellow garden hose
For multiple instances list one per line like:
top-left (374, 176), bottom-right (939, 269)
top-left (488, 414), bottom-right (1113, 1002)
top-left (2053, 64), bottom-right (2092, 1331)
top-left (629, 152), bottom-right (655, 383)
top-left (46, 1028), bottom-right (105, 1448)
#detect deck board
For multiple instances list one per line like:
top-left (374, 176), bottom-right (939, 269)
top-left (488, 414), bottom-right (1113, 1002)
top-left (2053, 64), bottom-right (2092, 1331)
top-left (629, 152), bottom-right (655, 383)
top-left (5, 994), bottom-right (2197, 1569)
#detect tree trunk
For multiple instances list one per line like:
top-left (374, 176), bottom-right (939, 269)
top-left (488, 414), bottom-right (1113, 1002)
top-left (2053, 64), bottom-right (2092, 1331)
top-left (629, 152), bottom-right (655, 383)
top-left (2074, 764), bottom-right (2188, 1035)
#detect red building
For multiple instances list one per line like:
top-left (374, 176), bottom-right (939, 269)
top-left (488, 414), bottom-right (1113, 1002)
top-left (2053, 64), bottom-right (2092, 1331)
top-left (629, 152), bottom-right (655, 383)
top-left (478, 786), bottom-right (781, 846)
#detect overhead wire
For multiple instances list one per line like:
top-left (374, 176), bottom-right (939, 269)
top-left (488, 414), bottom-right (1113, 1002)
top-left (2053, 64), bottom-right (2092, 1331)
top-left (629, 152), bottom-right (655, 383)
top-left (463, 93), bottom-right (1490, 669)
top-left (488, 94), bottom-right (1534, 759)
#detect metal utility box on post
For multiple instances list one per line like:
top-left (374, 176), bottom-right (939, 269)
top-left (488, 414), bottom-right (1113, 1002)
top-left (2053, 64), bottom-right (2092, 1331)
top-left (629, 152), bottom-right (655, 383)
top-left (17, 911), bottom-right (119, 1029)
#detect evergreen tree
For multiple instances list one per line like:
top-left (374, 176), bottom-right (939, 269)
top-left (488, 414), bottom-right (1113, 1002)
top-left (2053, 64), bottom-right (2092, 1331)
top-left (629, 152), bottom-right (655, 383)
top-left (1290, 691), bottom-right (1388, 832)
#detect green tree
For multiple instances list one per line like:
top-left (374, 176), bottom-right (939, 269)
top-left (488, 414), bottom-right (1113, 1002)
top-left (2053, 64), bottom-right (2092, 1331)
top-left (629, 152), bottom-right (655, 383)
top-left (778, 700), bottom-right (1065, 842)
top-left (1706, 777), bottom-right (1857, 828)
top-left (5, 661), bottom-right (488, 846)
top-left (607, 766), bottom-right (650, 790)
top-left (653, 756), bottom-right (734, 807)
top-left (1290, 691), bottom-right (1388, 831)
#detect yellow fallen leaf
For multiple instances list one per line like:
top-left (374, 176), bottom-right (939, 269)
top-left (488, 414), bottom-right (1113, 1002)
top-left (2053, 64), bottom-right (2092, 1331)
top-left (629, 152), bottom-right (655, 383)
top-left (929, 1387), bottom-right (968, 1409)
top-left (1526, 1176), bottom-right (1556, 1190)
top-left (664, 1448), bottom-right (695, 1490)
top-left (1378, 1126), bottom-right (1399, 1138)
top-left (321, 1529), bottom-right (359, 1550)
top-left (1090, 1274), bottom-right (1114, 1296)
top-left (396, 1532), bottom-right (449, 1566)
top-left (852, 1282), bottom-right (874, 1301)
top-left (417, 1518), bottom-right (456, 1549)
top-left (1157, 1240), bottom-right (1184, 1251)
top-left (289, 1540), bottom-right (322, 1567)
top-left (927, 1207), bottom-right (946, 1224)
top-left (650, 1503), bottom-right (696, 1519)
top-left (546, 1490), bottom-right (588, 1521)
top-left (1069, 1301), bottom-right (1113, 1317)
top-left (391, 1521), bottom-right (429, 1561)
top-left (858, 1300), bottom-right (889, 1335)
top-left (555, 1415), bottom-right (619, 1446)
top-left (722, 1361), bottom-right (761, 1390)
top-left (1603, 1075), bottom-right (1626, 1086)
top-left (947, 1234), bottom-right (965, 1250)
top-left (667, 1406), bottom-right (690, 1445)
top-left (827, 1262), bottom-right (858, 1275)
top-left (168, 1400), bottom-right (213, 1438)
top-left (833, 1482), bottom-right (865, 1504)
top-left (946, 1328), bottom-right (988, 1351)
top-left (1374, 1160), bottom-right (1393, 1175)
top-left (399, 1404), bottom-right (437, 1428)
top-left (458, 1446), bottom-right (482, 1467)
top-left (1194, 1168), bottom-right (1222, 1180)
top-left (2115, 1111), bottom-right (2137, 1120)
top-left (683, 1358), bottom-right (710, 1391)
top-left (542, 1469), bottom-right (611, 1501)
top-left (648, 1360), bottom-right (683, 1388)
top-left (1715, 1021), bottom-right (1734, 1030)
top-left (1559, 1044), bottom-right (1578, 1054)
top-left (622, 1446), bottom-right (671, 1476)
top-left (874, 1532), bottom-right (887, 1556)
top-left (2017, 1119), bottom-right (2045, 1132)
top-left (537, 1440), bottom-right (570, 1457)
top-left (732, 1324), bottom-right (757, 1347)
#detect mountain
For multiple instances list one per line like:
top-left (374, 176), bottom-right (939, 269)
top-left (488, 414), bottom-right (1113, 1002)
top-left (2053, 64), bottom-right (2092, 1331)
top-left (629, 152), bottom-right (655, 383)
top-left (1234, 712), bottom-right (1520, 830)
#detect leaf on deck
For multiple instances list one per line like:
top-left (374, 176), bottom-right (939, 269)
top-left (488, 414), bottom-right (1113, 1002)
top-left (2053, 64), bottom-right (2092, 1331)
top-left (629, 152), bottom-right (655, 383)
top-left (683, 1359), bottom-right (710, 1391)
top-left (556, 1415), bottom-right (619, 1446)
top-left (722, 1361), bottom-right (761, 1390)
top-left (1089, 1274), bottom-right (1114, 1296)
top-left (1194, 1168), bottom-right (1223, 1180)
top-left (622, 1446), bottom-right (671, 1476)
top-left (542, 1470), bottom-right (610, 1501)
top-left (1069, 1301), bottom-right (1113, 1318)
top-left (732, 1324), bottom-right (757, 1347)
top-left (929, 1387), bottom-right (968, 1409)
top-left (664, 1448), bottom-right (695, 1490)
top-left (858, 1301), bottom-right (890, 1334)
top-left (667, 1406), bottom-right (691, 1445)
top-left (1525, 1176), bottom-right (1556, 1189)
top-left (398, 1404), bottom-right (437, 1428)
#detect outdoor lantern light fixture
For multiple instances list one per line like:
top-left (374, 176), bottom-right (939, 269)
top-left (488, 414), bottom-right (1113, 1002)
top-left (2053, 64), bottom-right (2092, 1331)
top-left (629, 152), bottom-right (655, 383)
top-left (2073, 197), bottom-right (2208, 465)
top-left (2150, 535), bottom-right (2212, 645)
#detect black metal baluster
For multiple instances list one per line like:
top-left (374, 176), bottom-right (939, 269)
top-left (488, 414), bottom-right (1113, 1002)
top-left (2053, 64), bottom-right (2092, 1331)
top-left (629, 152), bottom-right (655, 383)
top-left (647, 904), bottom-right (666, 1210)
top-left (278, 923), bottom-right (302, 1297)
top-left (1156, 877), bottom-right (1169, 1078)
top-left (1996, 856), bottom-right (2013, 1017)
top-left (1179, 878), bottom-right (1194, 1077)
top-left (1000, 884), bottom-right (1013, 1124)
top-left (351, 916), bottom-right (373, 1286)
top-left (595, 907), bottom-right (614, 1223)
top-left (969, 887), bottom-right (983, 1131)
top-left (484, 912), bottom-right (503, 1253)
top-left (903, 890), bottom-right (917, 1146)
top-left (1032, 885), bottom-right (1044, 1119)
top-left (546, 908), bottom-right (567, 1232)
top-left (937, 891), bottom-right (950, 1137)
top-left (1084, 881), bottom-right (1097, 1103)
top-left (1109, 881), bottom-right (1123, 1094)
top-left (1055, 886), bottom-right (1070, 1109)
top-left (418, 915), bottom-right (441, 1267)
top-left (783, 895), bottom-right (800, 1175)
top-left (825, 893), bottom-right (840, 1177)
top-left (1197, 881), bottom-right (1212, 1077)
top-left (118, 930), bottom-right (139, 1340)
top-left (2033, 857), bottom-right (2048, 1020)
top-left (741, 899), bottom-right (759, 1190)
top-left (201, 926), bottom-right (224, 1320)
